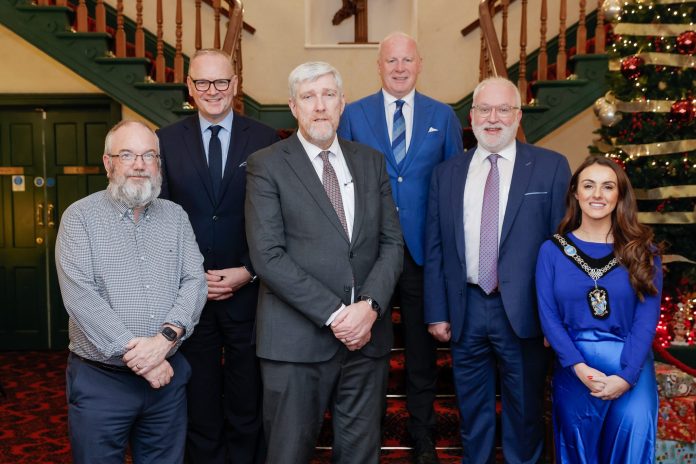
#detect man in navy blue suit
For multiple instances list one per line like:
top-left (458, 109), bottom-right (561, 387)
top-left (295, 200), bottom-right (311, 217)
top-left (338, 32), bottom-right (463, 464)
top-left (157, 49), bottom-right (278, 464)
top-left (424, 77), bottom-right (571, 464)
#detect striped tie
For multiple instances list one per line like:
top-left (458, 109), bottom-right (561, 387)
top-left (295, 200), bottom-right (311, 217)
top-left (392, 100), bottom-right (406, 165)
top-left (478, 154), bottom-right (500, 294)
top-left (319, 151), bottom-right (348, 237)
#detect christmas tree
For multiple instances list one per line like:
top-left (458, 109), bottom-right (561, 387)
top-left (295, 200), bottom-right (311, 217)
top-left (592, 0), bottom-right (695, 353)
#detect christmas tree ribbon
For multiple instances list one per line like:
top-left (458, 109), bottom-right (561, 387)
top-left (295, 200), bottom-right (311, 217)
top-left (596, 139), bottom-right (696, 157)
top-left (609, 53), bottom-right (696, 70)
top-left (634, 185), bottom-right (696, 200)
top-left (605, 93), bottom-right (675, 113)
top-left (614, 23), bottom-right (695, 37)
top-left (637, 212), bottom-right (695, 224)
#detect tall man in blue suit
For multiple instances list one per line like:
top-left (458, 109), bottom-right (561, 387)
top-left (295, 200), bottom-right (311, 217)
top-left (158, 49), bottom-right (279, 464)
top-left (338, 31), bottom-right (463, 464)
top-left (424, 77), bottom-right (571, 464)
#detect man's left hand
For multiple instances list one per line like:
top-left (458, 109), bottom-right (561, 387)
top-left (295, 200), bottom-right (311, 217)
top-left (206, 267), bottom-right (253, 301)
top-left (123, 335), bottom-right (173, 375)
top-left (331, 301), bottom-right (377, 349)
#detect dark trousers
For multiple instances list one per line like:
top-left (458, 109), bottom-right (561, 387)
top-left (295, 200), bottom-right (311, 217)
top-left (180, 305), bottom-right (264, 464)
top-left (397, 247), bottom-right (438, 441)
top-left (260, 348), bottom-right (390, 464)
top-left (66, 352), bottom-right (190, 464)
top-left (452, 285), bottom-right (547, 464)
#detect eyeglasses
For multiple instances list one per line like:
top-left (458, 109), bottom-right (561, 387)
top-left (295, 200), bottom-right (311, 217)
top-left (472, 105), bottom-right (520, 117)
top-left (190, 78), bottom-right (233, 92)
top-left (109, 151), bottom-right (159, 165)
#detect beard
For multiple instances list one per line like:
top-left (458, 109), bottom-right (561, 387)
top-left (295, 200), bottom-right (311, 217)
top-left (472, 119), bottom-right (519, 153)
top-left (304, 120), bottom-right (336, 147)
top-left (107, 168), bottom-right (162, 209)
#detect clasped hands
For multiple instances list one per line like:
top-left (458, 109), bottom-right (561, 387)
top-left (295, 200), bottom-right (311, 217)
top-left (331, 301), bottom-right (377, 351)
top-left (573, 362), bottom-right (630, 400)
top-left (206, 266), bottom-right (254, 301)
top-left (123, 335), bottom-right (175, 389)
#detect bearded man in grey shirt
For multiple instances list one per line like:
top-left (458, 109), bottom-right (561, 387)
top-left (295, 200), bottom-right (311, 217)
top-left (55, 120), bottom-right (207, 464)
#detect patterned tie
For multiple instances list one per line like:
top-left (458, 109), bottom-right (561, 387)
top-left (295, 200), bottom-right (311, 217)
top-left (478, 154), bottom-right (500, 294)
top-left (319, 151), bottom-right (348, 236)
top-left (391, 99), bottom-right (406, 165)
top-left (208, 125), bottom-right (223, 197)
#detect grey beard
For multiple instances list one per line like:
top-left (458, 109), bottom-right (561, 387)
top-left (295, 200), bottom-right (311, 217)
top-left (107, 172), bottom-right (162, 209)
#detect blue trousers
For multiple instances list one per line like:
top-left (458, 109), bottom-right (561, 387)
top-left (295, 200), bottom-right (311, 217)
top-left (66, 351), bottom-right (191, 464)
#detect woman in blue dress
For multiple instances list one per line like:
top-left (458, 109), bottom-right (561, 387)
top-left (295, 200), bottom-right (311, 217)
top-left (536, 156), bottom-right (662, 463)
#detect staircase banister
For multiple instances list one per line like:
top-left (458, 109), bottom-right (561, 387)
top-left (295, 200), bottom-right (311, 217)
top-left (479, 0), bottom-right (508, 79)
top-left (222, 0), bottom-right (242, 56)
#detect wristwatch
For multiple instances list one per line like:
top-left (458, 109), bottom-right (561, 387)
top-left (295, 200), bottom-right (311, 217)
top-left (243, 265), bottom-right (258, 284)
top-left (358, 295), bottom-right (382, 320)
top-left (160, 326), bottom-right (179, 342)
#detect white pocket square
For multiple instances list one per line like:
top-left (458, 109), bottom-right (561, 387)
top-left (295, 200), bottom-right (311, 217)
top-left (428, 127), bottom-right (439, 133)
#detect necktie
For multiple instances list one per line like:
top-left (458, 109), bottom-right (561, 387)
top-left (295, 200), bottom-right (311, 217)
top-left (392, 99), bottom-right (406, 165)
top-left (208, 125), bottom-right (222, 197)
top-left (478, 154), bottom-right (500, 294)
top-left (319, 151), bottom-right (348, 237)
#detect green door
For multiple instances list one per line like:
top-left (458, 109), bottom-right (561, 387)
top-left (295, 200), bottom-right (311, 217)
top-left (0, 96), bottom-right (119, 350)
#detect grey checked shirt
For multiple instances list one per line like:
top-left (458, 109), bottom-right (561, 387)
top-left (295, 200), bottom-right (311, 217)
top-left (56, 190), bottom-right (207, 365)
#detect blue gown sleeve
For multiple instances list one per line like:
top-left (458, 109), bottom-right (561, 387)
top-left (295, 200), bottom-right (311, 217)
top-left (536, 241), bottom-right (586, 368)
top-left (616, 255), bottom-right (663, 385)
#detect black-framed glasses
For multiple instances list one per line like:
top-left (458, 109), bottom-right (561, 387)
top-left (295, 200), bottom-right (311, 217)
top-left (108, 151), bottom-right (159, 165)
top-left (190, 78), bottom-right (233, 92)
top-left (472, 105), bottom-right (520, 117)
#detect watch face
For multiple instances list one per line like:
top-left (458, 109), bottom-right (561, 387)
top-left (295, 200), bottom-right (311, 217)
top-left (161, 327), bottom-right (177, 341)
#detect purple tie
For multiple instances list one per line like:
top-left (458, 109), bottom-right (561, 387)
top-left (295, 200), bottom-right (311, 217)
top-left (319, 151), bottom-right (348, 236)
top-left (478, 154), bottom-right (500, 294)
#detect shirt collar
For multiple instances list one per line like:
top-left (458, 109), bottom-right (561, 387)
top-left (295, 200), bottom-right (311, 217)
top-left (382, 88), bottom-right (416, 108)
top-left (198, 110), bottom-right (234, 135)
top-left (474, 138), bottom-right (516, 165)
top-left (105, 189), bottom-right (154, 220)
top-left (296, 130), bottom-right (341, 159)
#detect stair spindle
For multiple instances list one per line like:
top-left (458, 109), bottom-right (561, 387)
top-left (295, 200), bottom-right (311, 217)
top-left (501, 0), bottom-right (509, 67)
top-left (136, 0), bottom-right (145, 57)
top-left (556, 0), bottom-right (567, 79)
top-left (95, 0), bottom-right (106, 33)
top-left (479, 33), bottom-right (486, 81)
top-left (195, 0), bottom-right (203, 50)
top-left (37, 0), bottom-right (48, 6)
top-left (214, 0), bottom-right (222, 49)
top-left (538, 0), bottom-right (548, 80)
top-left (76, 0), bottom-right (88, 32)
top-left (595, 0), bottom-right (606, 54)
top-left (115, 0), bottom-right (126, 57)
top-left (174, 0), bottom-right (184, 83)
top-left (577, 0), bottom-right (587, 55)
top-left (156, 0), bottom-right (166, 82)
top-left (518, 0), bottom-right (528, 104)
top-left (55, 0), bottom-right (67, 6)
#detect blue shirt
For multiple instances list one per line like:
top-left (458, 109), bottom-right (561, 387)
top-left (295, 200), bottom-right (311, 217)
top-left (535, 233), bottom-right (662, 385)
top-left (198, 111), bottom-right (234, 171)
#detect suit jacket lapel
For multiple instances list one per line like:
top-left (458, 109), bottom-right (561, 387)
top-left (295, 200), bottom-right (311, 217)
top-left (402, 92), bottom-right (431, 172)
top-left (182, 116), bottom-right (216, 203)
top-left (500, 141), bottom-right (534, 247)
top-left (453, 148), bottom-right (474, 267)
top-left (283, 134), bottom-right (350, 243)
top-left (218, 113), bottom-right (249, 200)
top-left (362, 92), bottom-right (396, 168)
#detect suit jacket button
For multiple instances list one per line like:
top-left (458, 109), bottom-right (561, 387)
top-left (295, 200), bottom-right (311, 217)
top-left (349, 252), bottom-right (354, 259)
top-left (343, 285), bottom-right (350, 293)
top-left (206, 247), bottom-right (212, 253)
top-left (212, 215), bottom-right (218, 221)
top-left (397, 176), bottom-right (403, 182)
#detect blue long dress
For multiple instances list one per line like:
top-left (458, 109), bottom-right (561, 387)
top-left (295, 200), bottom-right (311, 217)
top-left (535, 233), bottom-right (662, 464)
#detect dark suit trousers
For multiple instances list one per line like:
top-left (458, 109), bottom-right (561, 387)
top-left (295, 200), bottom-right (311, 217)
top-left (452, 285), bottom-right (547, 464)
top-left (260, 348), bottom-right (390, 464)
top-left (180, 303), bottom-right (263, 464)
top-left (398, 248), bottom-right (438, 440)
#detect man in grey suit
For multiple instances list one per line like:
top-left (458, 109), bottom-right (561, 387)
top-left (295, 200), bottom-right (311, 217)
top-left (245, 61), bottom-right (403, 464)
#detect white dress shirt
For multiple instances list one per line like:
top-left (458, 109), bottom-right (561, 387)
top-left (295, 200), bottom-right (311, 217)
top-left (383, 89), bottom-right (415, 153)
top-left (463, 140), bottom-right (516, 284)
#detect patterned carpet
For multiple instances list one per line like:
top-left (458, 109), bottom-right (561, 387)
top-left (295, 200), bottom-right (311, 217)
top-left (0, 350), bottom-right (463, 463)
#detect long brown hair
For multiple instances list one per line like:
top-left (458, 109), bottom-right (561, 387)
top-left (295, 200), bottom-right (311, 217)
top-left (557, 155), bottom-right (661, 300)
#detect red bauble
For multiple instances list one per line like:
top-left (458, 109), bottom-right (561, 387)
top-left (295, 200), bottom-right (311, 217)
top-left (669, 98), bottom-right (695, 124)
top-left (621, 55), bottom-right (644, 80)
top-left (676, 31), bottom-right (696, 55)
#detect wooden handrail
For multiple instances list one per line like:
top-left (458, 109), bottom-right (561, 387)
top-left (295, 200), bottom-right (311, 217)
top-left (463, 0), bottom-right (518, 37)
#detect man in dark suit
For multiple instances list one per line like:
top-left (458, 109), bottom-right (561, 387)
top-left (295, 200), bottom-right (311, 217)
top-left (158, 48), bottom-right (279, 464)
top-left (424, 77), bottom-right (571, 464)
top-left (245, 61), bottom-right (403, 464)
top-left (337, 32), bottom-right (463, 464)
